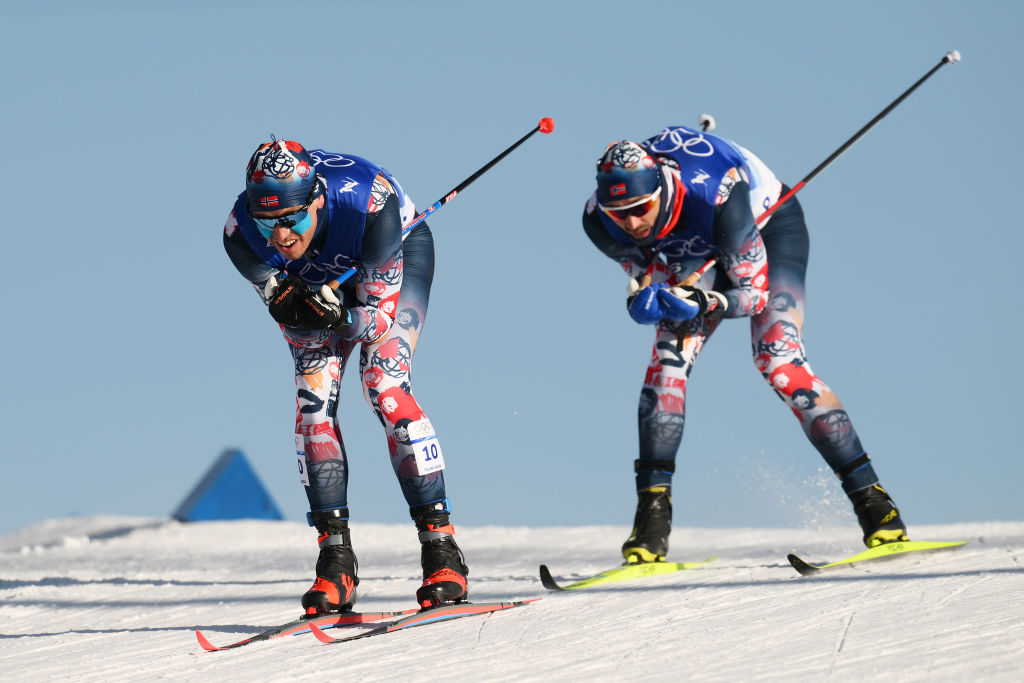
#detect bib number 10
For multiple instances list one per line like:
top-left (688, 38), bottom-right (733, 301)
top-left (413, 437), bottom-right (445, 476)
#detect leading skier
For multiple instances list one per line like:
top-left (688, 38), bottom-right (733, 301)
top-left (223, 139), bottom-right (468, 613)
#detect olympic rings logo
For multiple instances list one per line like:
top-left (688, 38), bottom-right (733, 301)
top-left (309, 152), bottom-right (356, 168)
top-left (647, 127), bottom-right (715, 157)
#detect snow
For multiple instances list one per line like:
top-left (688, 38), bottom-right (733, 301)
top-left (2, 517), bottom-right (1023, 681)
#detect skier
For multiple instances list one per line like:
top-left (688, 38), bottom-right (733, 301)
top-left (223, 138), bottom-right (468, 613)
top-left (582, 126), bottom-right (908, 564)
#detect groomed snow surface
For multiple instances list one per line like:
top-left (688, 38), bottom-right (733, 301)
top-left (2, 517), bottom-right (1022, 681)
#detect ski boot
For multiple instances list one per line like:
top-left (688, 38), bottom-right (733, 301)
top-left (849, 484), bottom-right (909, 548)
top-left (621, 485), bottom-right (672, 564)
top-left (301, 508), bottom-right (359, 616)
top-left (412, 501), bottom-right (469, 608)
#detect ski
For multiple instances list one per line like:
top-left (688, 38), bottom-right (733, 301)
top-left (195, 609), bottom-right (418, 651)
top-left (307, 600), bottom-right (538, 645)
top-left (787, 540), bottom-right (967, 576)
top-left (538, 558), bottom-right (716, 591)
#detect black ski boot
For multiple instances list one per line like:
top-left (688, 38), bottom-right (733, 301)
top-left (621, 485), bottom-right (673, 564)
top-left (301, 509), bottom-right (359, 617)
top-left (411, 502), bottom-right (469, 609)
top-left (849, 484), bottom-right (909, 548)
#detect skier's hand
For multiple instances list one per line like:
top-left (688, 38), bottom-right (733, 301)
top-left (657, 285), bottom-right (728, 321)
top-left (265, 274), bottom-right (310, 327)
top-left (627, 282), bottom-right (668, 325)
top-left (297, 285), bottom-right (351, 330)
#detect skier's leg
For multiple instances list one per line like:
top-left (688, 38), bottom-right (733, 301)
top-left (291, 336), bottom-right (360, 614)
top-left (360, 224), bottom-right (468, 605)
top-left (623, 318), bottom-right (718, 563)
top-left (754, 196), bottom-right (907, 546)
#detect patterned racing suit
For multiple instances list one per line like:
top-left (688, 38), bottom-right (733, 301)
top-left (583, 126), bottom-right (882, 496)
top-left (223, 151), bottom-right (447, 516)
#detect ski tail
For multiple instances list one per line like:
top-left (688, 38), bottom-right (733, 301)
top-left (539, 565), bottom-right (565, 591)
top-left (195, 630), bottom-right (225, 652)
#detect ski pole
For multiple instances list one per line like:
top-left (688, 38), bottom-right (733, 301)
top-left (674, 49), bottom-right (960, 287)
top-left (326, 117), bottom-right (555, 290)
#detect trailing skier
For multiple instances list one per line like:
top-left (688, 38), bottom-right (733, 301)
top-left (582, 128), bottom-right (908, 561)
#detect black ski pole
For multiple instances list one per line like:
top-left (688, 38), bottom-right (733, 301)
top-left (680, 50), bottom-right (960, 286)
top-left (328, 117), bottom-right (555, 289)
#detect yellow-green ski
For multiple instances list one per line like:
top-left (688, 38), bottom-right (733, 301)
top-left (539, 558), bottom-right (715, 591)
top-left (788, 540), bottom-right (966, 576)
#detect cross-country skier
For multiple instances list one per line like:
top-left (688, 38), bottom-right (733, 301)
top-left (582, 126), bottom-right (908, 563)
top-left (223, 139), bottom-right (468, 613)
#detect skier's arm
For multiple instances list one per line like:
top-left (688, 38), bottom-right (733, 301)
top-left (221, 194), bottom-right (401, 346)
top-left (223, 209), bottom-right (336, 347)
top-left (709, 178), bottom-right (770, 318)
top-left (223, 208), bottom-right (281, 304)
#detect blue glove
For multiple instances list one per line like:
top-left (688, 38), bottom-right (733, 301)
top-left (657, 285), bottom-right (728, 321)
top-left (628, 283), bottom-right (669, 325)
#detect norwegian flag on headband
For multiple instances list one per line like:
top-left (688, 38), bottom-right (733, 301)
top-left (260, 196), bottom-right (280, 207)
top-left (596, 140), bottom-right (660, 204)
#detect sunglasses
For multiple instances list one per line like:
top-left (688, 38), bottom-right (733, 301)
top-left (249, 200), bottom-right (315, 239)
top-left (599, 186), bottom-right (661, 221)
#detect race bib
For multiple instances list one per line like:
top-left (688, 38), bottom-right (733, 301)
top-left (407, 418), bottom-right (445, 476)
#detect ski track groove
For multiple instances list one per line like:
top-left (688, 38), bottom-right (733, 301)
top-left (826, 611), bottom-right (855, 678)
top-left (933, 573), bottom-right (990, 608)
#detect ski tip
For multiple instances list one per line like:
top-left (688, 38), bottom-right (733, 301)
top-left (538, 565), bottom-right (565, 591)
top-left (787, 553), bottom-right (822, 576)
top-left (307, 621), bottom-right (337, 644)
top-left (195, 630), bottom-right (220, 652)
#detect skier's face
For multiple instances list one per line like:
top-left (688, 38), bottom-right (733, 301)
top-left (253, 194), bottom-right (325, 260)
top-left (602, 191), bottom-right (660, 240)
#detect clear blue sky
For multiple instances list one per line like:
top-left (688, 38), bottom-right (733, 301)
top-left (1, 1), bottom-right (1019, 537)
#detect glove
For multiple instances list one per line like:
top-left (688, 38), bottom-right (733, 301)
top-left (297, 285), bottom-right (351, 330)
top-left (265, 274), bottom-right (310, 327)
top-left (627, 282), bottom-right (669, 325)
top-left (657, 286), bottom-right (729, 321)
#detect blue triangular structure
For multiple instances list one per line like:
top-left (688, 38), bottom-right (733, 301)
top-left (172, 449), bottom-right (284, 522)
